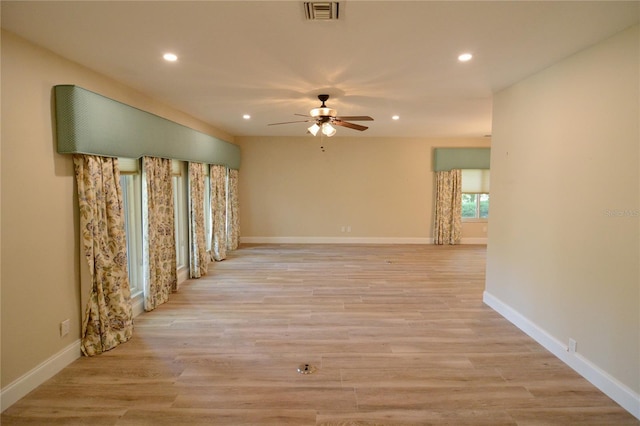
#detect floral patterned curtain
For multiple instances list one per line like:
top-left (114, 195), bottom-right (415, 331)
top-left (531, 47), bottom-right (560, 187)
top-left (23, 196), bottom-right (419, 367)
top-left (434, 169), bottom-right (462, 245)
top-left (73, 155), bottom-right (133, 356)
top-left (188, 162), bottom-right (209, 278)
top-left (227, 168), bottom-right (240, 251)
top-left (211, 164), bottom-right (228, 261)
top-left (142, 157), bottom-right (177, 311)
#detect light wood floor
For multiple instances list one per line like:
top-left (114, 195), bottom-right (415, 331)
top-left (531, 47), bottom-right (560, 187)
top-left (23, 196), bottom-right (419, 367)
top-left (2, 244), bottom-right (638, 425)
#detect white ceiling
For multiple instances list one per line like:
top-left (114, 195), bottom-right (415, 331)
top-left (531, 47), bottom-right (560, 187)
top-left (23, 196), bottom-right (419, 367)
top-left (2, 1), bottom-right (638, 138)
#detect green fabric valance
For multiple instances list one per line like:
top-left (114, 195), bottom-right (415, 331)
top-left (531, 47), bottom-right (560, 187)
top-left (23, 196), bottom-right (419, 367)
top-left (54, 85), bottom-right (240, 169)
top-left (433, 148), bottom-right (490, 171)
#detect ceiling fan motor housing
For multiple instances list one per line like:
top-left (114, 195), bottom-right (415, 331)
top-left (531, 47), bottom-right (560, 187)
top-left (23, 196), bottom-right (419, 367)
top-left (310, 107), bottom-right (337, 118)
top-left (310, 94), bottom-right (336, 118)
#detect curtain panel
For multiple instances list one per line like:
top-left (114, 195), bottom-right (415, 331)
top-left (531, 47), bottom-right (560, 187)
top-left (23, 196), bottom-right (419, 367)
top-left (227, 168), bottom-right (240, 251)
top-left (211, 164), bottom-right (228, 261)
top-left (73, 155), bottom-right (133, 356)
top-left (188, 162), bottom-right (210, 278)
top-left (143, 157), bottom-right (177, 311)
top-left (434, 169), bottom-right (462, 245)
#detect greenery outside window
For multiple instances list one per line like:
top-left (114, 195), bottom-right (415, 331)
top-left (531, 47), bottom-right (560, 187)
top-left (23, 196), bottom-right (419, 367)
top-left (461, 169), bottom-right (489, 221)
top-left (462, 193), bottom-right (489, 219)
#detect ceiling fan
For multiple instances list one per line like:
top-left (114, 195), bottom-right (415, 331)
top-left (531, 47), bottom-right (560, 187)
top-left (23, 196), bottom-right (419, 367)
top-left (268, 94), bottom-right (373, 137)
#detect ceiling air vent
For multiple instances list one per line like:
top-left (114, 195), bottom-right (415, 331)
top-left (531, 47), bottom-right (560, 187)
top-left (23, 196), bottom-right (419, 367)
top-left (304, 2), bottom-right (339, 20)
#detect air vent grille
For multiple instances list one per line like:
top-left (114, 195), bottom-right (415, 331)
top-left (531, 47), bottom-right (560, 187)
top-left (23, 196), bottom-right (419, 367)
top-left (304, 2), bottom-right (339, 20)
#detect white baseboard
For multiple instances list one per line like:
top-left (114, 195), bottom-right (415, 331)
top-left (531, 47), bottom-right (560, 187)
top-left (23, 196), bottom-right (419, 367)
top-left (483, 291), bottom-right (640, 420)
top-left (1, 339), bottom-right (81, 412)
top-left (240, 236), bottom-right (487, 245)
top-left (240, 236), bottom-right (435, 244)
top-left (176, 266), bottom-right (190, 290)
top-left (132, 293), bottom-right (145, 317)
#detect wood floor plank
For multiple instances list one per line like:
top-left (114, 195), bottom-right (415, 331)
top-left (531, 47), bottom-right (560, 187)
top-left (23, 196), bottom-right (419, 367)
top-left (1, 244), bottom-right (637, 425)
top-left (1, 407), bottom-right (126, 426)
top-left (507, 407), bottom-right (640, 425)
top-left (354, 385), bottom-right (536, 410)
top-left (117, 408), bottom-right (317, 426)
top-left (316, 409), bottom-right (518, 425)
top-left (172, 386), bottom-right (358, 410)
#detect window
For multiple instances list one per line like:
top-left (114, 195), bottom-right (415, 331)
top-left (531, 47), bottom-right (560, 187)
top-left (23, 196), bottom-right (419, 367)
top-left (204, 172), bottom-right (212, 251)
top-left (172, 160), bottom-right (188, 270)
top-left (461, 169), bottom-right (490, 220)
top-left (462, 193), bottom-right (489, 219)
top-left (119, 159), bottom-right (143, 296)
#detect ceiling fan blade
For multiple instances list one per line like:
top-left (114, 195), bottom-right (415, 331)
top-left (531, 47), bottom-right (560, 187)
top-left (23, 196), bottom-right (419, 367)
top-left (268, 120), bottom-right (312, 126)
top-left (333, 120), bottom-right (368, 131)
top-left (294, 113), bottom-right (312, 118)
top-left (335, 115), bottom-right (374, 121)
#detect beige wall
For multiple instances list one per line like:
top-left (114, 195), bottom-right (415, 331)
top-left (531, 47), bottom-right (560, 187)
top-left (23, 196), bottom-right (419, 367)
top-left (0, 30), bottom-right (233, 388)
top-left (486, 25), bottom-right (639, 393)
top-left (236, 136), bottom-right (490, 242)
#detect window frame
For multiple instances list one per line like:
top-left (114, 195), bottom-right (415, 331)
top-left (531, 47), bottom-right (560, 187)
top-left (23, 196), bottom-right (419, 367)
top-left (172, 161), bottom-right (188, 271)
top-left (461, 168), bottom-right (489, 222)
top-left (461, 192), bottom-right (489, 222)
top-left (119, 164), bottom-right (143, 297)
top-left (204, 172), bottom-right (212, 252)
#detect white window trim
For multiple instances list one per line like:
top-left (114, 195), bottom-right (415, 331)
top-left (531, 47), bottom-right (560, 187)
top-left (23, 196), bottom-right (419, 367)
top-left (461, 192), bottom-right (489, 222)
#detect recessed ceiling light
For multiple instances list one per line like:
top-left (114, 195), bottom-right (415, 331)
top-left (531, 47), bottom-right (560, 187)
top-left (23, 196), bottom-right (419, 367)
top-left (163, 53), bottom-right (178, 62)
top-left (243, 114), bottom-right (251, 120)
top-left (392, 115), bottom-right (400, 120)
top-left (458, 53), bottom-right (473, 62)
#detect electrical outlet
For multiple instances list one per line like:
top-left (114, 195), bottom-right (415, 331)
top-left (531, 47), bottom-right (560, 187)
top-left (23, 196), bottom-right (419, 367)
top-left (347, 225), bottom-right (351, 233)
top-left (341, 226), bottom-right (346, 233)
top-left (568, 338), bottom-right (577, 353)
top-left (60, 319), bottom-right (70, 337)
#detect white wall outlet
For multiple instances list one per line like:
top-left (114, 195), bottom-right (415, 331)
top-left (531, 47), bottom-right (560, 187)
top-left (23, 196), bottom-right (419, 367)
top-left (60, 319), bottom-right (70, 337)
top-left (568, 338), bottom-right (577, 353)
top-left (347, 225), bottom-right (351, 233)
top-left (341, 226), bottom-right (346, 233)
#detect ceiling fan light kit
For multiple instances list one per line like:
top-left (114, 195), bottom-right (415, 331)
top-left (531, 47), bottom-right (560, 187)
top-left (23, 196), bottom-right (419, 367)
top-left (307, 123), bottom-right (320, 136)
top-left (322, 123), bottom-right (336, 137)
top-left (269, 94), bottom-right (374, 137)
